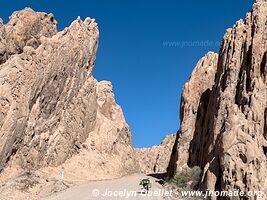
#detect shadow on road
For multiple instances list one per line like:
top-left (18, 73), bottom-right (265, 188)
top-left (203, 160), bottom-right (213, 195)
top-left (147, 173), bottom-right (166, 185)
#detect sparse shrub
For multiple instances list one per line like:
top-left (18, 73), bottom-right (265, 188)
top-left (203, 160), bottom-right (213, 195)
top-left (171, 166), bottom-right (202, 190)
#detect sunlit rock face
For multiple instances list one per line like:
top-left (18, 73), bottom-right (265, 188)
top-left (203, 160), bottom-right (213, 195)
top-left (168, 0), bottom-right (267, 199)
top-left (0, 8), bottom-right (139, 179)
top-left (0, 8), bottom-right (99, 170)
top-left (167, 52), bottom-right (218, 176)
top-left (134, 134), bottom-right (176, 174)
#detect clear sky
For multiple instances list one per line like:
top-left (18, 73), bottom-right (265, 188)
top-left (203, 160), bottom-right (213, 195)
top-left (0, 0), bottom-right (254, 147)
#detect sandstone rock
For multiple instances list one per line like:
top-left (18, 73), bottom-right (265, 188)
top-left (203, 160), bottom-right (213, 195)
top-left (0, 8), bottom-right (57, 64)
top-left (60, 80), bottom-right (138, 181)
top-left (0, 79), bottom-right (138, 199)
top-left (0, 9), bottom-right (174, 200)
top-left (134, 134), bottom-right (176, 174)
top-left (168, 0), bottom-right (267, 199)
top-left (167, 52), bottom-right (218, 176)
top-left (0, 6), bottom-right (139, 196)
top-left (0, 8), bottom-right (99, 171)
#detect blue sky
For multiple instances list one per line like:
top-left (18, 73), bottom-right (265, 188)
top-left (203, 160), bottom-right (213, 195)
top-left (0, 0), bottom-right (254, 147)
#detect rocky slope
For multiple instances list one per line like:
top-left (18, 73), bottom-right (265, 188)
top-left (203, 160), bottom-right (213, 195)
top-left (168, 0), bottom-right (267, 199)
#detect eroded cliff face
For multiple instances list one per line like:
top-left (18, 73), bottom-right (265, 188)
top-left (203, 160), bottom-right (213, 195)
top-left (0, 8), bottom-right (139, 199)
top-left (167, 52), bottom-right (218, 176)
top-left (134, 134), bottom-right (176, 174)
top-left (168, 0), bottom-right (267, 199)
top-left (0, 8), bottom-right (100, 170)
top-left (0, 8), bottom-right (57, 65)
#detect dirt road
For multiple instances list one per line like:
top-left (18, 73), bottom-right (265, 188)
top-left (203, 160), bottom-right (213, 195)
top-left (42, 173), bottom-right (173, 200)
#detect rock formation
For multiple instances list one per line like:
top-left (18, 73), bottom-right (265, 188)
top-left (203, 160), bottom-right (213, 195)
top-left (168, 0), bottom-right (267, 199)
top-left (0, 9), bottom-right (57, 65)
top-left (134, 134), bottom-right (176, 174)
top-left (0, 8), bottom-right (175, 200)
top-left (0, 8), bottom-right (100, 170)
top-left (167, 52), bottom-right (218, 175)
top-left (0, 8), bottom-right (139, 199)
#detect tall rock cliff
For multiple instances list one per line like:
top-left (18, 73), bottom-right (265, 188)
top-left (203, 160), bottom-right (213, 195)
top-left (167, 52), bottom-right (218, 175)
top-left (0, 8), bottom-right (99, 170)
top-left (168, 0), bottom-right (267, 199)
top-left (0, 9), bottom-right (175, 199)
top-left (0, 8), bottom-right (139, 199)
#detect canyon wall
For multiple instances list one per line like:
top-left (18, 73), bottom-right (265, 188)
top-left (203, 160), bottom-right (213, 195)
top-left (167, 52), bottom-right (218, 175)
top-left (0, 8), bottom-right (99, 170)
top-left (134, 134), bottom-right (176, 174)
top-left (168, 0), bottom-right (267, 199)
top-left (0, 6), bottom-right (137, 190)
top-left (0, 9), bottom-right (174, 199)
